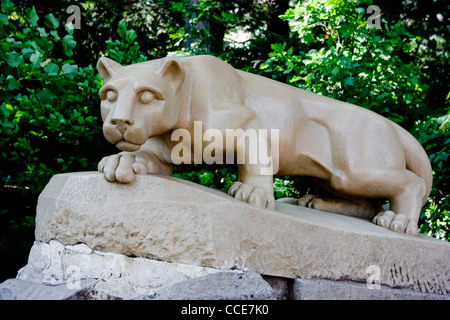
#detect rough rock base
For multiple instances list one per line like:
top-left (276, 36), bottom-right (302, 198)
top-left (1, 240), bottom-right (448, 300)
top-left (1, 172), bottom-right (449, 300)
top-left (2, 240), bottom-right (276, 300)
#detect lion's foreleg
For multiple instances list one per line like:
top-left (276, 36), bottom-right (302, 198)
top-left (227, 130), bottom-right (276, 209)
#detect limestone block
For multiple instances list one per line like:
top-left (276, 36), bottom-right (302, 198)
top-left (10, 240), bottom-right (277, 300)
top-left (140, 271), bottom-right (276, 300)
top-left (0, 278), bottom-right (97, 300)
top-left (35, 172), bottom-right (450, 295)
top-left (16, 240), bottom-right (223, 300)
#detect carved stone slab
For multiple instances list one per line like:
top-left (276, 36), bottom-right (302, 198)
top-left (35, 172), bottom-right (450, 295)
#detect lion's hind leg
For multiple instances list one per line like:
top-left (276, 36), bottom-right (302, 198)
top-left (371, 170), bottom-right (427, 235)
top-left (328, 168), bottom-right (427, 235)
top-left (297, 194), bottom-right (383, 220)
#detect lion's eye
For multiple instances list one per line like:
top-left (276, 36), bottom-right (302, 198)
top-left (139, 91), bottom-right (155, 104)
top-left (106, 90), bottom-right (118, 102)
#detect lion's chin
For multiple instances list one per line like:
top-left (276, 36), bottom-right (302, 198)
top-left (116, 140), bottom-right (142, 152)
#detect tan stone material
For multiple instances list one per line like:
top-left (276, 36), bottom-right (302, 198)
top-left (292, 278), bottom-right (449, 300)
top-left (35, 172), bottom-right (450, 295)
top-left (95, 55), bottom-right (433, 235)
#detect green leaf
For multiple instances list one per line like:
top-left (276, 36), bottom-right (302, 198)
top-left (0, 38), bottom-right (8, 48)
top-left (44, 62), bottom-right (59, 76)
top-left (6, 52), bottom-right (24, 68)
top-left (44, 14), bottom-right (59, 30)
top-left (37, 27), bottom-right (47, 37)
top-left (331, 66), bottom-right (339, 76)
top-left (37, 89), bottom-right (57, 104)
top-left (30, 52), bottom-right (43, 68)
top-left (6, 37), bottom-right (23, 49)
top-left (344, 77), bottom-right (354, 86)
top-left (2, 0), bottom-right (14, 10)
top-left (63, 35), bottom-right (77, 48)
top-left (21, 48), bottom-right (34, 56)
top-left (1, 0), bottom-right (14, 10)
top-left (270, 43), bottom-right (286, 53)
top-left (6, 75), bottom-right (20, 90)
top-left (440, 121), bottom-right (449, 132)
top-left (27, 7), bottom-right (39, 27)
top-left (65, 23), bottom-right (75, 35)
top-left (125, 30), bottom-right (137, 43)
top-left (62, 63), bottom-right (78, 79)
top-left (0, 13), bottom-right (9, 27)
top-left (49, 113), bottom-right (58, 125)
top-left (50, 30), bottom-right (60, 40)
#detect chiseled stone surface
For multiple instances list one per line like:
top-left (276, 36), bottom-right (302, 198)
top-left (292, 278), bottom-right (449, 300)
top-left (35, 172), bottom-right (450, 295)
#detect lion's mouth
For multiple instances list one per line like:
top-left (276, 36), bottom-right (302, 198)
top-left (116, 140), bottom-right (142, 152)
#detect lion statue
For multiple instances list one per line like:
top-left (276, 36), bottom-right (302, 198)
top-left (96, 55), bottom-right (432, 236)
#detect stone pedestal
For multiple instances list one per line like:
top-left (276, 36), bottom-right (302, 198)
top-left (1, 172), bottom-right (449, 299)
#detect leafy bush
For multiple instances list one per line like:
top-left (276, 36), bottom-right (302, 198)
top-left (0, 0), bottom-right (108, 279)
top-left (172, 164), bottom-right (237, 193)
top-left (255, 0), bottom-right (449, 240)
top-left (0, 2), bottom-right (106, 194)
top-left (0, 1), bottom-right (149, 280)
top-left (414, 100), bottom-right (450, 241)
top-left (258, 0), bottom-right (429, 129)
top-left (167, 0), bottom-right (293, 70)
top-left (0, 3), bottom-right (148, 194)
top-left (103, 21), bottom-right (147, 65)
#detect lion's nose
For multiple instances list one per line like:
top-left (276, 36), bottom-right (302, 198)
top-left (110, 118), bottom-right (134, 135)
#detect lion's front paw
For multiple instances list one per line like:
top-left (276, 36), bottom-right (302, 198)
top-left (98, 151), bottom-right (164, 183)
top-left (228, 182), bottom-right (275, 210)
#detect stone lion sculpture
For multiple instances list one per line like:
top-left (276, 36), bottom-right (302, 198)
top-left (96, 55), bottom-right (432, 236)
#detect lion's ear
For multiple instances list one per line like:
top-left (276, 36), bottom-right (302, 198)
top-left (159, 57), bottom-right (185, 93)
top-left (97, 57), bottom-right (122, 82)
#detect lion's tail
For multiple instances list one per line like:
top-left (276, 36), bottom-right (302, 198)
top-left (394, 123), bottom-right (433, 206)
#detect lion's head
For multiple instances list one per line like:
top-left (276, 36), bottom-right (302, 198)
top-left (97, 57), bottom-right (185, 152)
